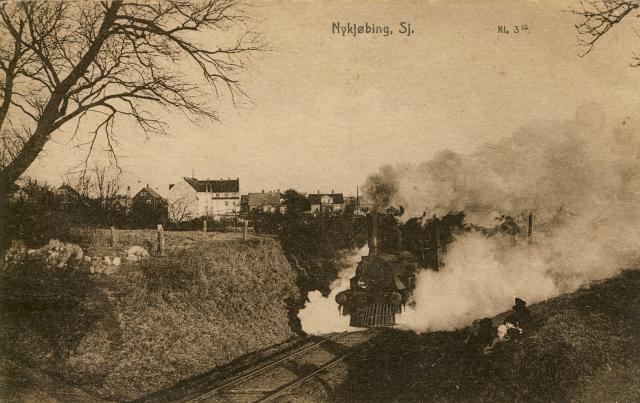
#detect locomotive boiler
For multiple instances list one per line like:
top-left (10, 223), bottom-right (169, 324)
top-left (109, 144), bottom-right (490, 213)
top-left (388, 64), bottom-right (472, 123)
top-left (335, 213), bottom-right (418, 327)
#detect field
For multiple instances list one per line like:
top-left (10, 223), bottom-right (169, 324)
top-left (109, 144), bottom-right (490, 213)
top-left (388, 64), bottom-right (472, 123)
top-left (74, 227), bottom-right (260, 252)
top-left (0, 229), bottom-right (299, 401)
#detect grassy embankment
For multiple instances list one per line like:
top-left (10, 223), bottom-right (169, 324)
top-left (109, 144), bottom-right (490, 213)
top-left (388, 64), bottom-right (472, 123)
top-left (330, 269), bottom-right (640, 402)
top-left (0, 229), bottom-right (299, 401)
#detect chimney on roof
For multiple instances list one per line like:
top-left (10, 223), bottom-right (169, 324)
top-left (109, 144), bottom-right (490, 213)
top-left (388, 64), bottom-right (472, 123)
top-left (262, 189), bottom-right (264, 193)
top-left (127, 186), bottom-right (131, 199)
top-left (331, 189), bottom-right (334, 194)
top-left (317, 190), bottom-right (320, 194)
top-left (146, 184), bottom-right (149, 188)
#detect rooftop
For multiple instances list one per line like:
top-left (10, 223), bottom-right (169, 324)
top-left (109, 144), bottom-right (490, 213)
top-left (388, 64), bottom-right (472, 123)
top-left (183, 177), bottom-right (240, 193)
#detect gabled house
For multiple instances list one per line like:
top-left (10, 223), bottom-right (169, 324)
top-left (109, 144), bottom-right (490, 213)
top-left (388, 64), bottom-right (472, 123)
top-left (247, 191), bottom-right (286, 213)
top-left (308, 191), bottom-right (345, 213)
top-left (54, 184), bottom-right (82, 205)
top-left (167, 177), bottom-right (240, 220)
top-left (132, 185), bottom-right (167, 209)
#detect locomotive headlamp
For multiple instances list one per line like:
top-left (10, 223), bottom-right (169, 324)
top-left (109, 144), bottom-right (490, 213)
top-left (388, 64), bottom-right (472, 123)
top-left (335, 292), bottom-right (348, 305)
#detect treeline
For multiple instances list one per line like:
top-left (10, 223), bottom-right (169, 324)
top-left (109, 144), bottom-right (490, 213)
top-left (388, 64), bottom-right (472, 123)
top-left (1, 182), bottom-right (524, 275)
top-left (0, 181), bottom-right (167, 249)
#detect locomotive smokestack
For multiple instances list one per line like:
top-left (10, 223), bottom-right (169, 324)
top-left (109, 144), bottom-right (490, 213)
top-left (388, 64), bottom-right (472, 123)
top-left (368, 213), bottom-right (379, 256)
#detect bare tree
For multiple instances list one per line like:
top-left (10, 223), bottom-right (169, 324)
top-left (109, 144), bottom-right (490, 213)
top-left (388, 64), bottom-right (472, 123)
top-left (67, 171), bottom-right (93, 199)
top-left (168, 196), bottom-right (196, 223)
top-left (64, 160), bottom-right (120, 204)
top-left (0, 0), bottom-right (260, 199)
top-left (91, 162), bottom-right (121, 202)
top-left (574, 0), bottom-right (640, 55)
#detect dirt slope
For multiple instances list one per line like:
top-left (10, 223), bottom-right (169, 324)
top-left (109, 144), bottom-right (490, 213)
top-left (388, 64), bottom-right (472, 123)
top-left (0, 234), bottom-right (299, 401)
top-left (326, 269), bottom-right (640, 402)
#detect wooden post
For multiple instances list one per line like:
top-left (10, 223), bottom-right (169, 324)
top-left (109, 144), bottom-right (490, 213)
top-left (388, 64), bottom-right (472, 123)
top-left (203, 219), bottom-right (207, 234)
top-left (433, 215), bottom-right (440, 269)
top-left (243, 219), bottom-right (248, 241)
top-left (110, 226), bottom-right (116, 247)
top-left (157, 224), bottom-right (165, 256)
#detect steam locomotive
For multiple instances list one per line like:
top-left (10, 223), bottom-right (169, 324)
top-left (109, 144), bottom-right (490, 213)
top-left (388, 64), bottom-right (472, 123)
top-left (335, 214), bottom-right (418, 327)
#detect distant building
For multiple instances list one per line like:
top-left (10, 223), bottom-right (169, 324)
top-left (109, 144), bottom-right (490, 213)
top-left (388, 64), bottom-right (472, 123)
top-left (132, 185), bottom-right (167, 209)
top-left (308, 191), bottom-right (344, 213)
top-left (109, 194), bottom-right (133, 213)
top-left (246, 191), bottom-right (286, 213)
top-left (167, 177), bottom-right (240, 220)
top-left (54, 184), bottom-right (82, 206)
top-left (53, 184), bottom-right (82, 208)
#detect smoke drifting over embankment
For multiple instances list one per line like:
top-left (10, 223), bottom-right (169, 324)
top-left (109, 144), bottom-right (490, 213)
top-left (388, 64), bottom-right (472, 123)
top-left (365, 105), bottom-right (640, 333)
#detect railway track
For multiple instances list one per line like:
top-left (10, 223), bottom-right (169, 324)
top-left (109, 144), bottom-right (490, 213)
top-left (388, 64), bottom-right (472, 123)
top-left (186, 330), bottom-right (375, 403)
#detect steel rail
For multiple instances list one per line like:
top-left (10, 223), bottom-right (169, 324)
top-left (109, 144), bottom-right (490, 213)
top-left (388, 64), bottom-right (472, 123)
top-left (255, 350), bottom-right (354, 402)
top-left (186, 331), bottom-right (349, 402)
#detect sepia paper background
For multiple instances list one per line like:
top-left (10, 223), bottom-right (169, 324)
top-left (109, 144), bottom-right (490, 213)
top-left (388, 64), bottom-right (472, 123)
top-left (24, 0), bottom-right (640, 197)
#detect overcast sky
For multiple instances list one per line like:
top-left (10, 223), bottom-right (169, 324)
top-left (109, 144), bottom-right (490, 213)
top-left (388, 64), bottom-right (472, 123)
top-left (24, 0), bottom-right (640, 196)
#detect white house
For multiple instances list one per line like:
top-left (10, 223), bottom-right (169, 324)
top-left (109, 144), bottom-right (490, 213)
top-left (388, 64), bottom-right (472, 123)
top-left (308, 191), bottom-right (345, 213)
top-left (167, 177), bottom-right (240, 221)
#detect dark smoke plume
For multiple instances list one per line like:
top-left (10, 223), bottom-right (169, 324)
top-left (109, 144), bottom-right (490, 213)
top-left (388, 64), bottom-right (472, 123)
top-left (363, 104), bottom-right (640, 332)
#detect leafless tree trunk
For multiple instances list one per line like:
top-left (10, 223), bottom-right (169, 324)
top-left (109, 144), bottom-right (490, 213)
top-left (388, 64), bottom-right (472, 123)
top-left (0, 0), bottom-right (261, 199)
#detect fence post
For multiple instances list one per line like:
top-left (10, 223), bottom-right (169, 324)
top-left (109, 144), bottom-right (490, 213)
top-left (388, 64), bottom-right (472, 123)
top-left (243, 219), bottom-right (248, 242)
top-left (203, 219), bottom-right (207, 234)
top-left (433, 215), bottom-right (440, 269)
top-left (110, 226), bottom-right (117, 247)
top-left (157, 224), bottom-right (165, 256)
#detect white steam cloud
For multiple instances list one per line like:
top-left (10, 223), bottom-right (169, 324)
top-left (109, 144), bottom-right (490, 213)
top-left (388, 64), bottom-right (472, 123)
top-left (298, 246), bottom-right (368, 335)
top-left (366, 104), bottom-right (640, 333)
